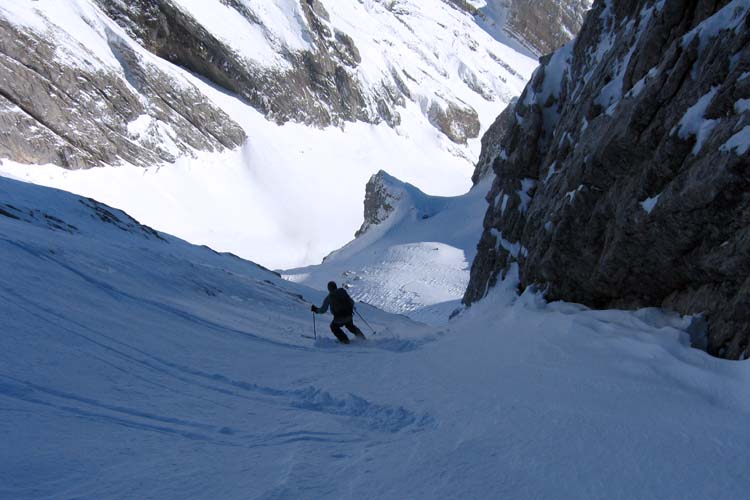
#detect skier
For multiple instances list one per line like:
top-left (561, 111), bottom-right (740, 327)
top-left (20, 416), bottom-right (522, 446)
top-left (311, 281), bottom-right (366, 344)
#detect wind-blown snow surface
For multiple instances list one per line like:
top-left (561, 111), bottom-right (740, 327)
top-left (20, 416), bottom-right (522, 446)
top-left (284, 173), bottom-right (492, 323)
top-left (0, 0), bottom-right (538, 270)
top-left (3, 173), bottom-right (750, 499)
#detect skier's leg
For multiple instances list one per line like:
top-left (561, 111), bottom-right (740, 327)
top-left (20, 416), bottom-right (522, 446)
top-left (345, 320), bottom-right (366, 339)
top-left (330, 322), bottom-right (350, 343)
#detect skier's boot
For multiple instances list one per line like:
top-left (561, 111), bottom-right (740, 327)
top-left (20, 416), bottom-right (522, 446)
top-left (330, 324), bottom-right (350, 344)
top-left (345, 321), bottom-right (366, 340)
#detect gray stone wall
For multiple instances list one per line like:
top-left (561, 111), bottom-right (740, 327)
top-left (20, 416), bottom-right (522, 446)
top-left (0, 16), bottom-right (245, 169)
top-left (465, 0), bottom-right (750, 359)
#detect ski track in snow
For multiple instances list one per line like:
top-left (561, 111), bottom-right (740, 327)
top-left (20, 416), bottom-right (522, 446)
top-left (284, 176), bottom-right (493, 324)
top-left (2, 177), bottom-right (750, 500)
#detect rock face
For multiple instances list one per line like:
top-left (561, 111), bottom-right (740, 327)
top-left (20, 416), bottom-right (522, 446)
top-left (0, 0), bottom-right (542, 170)
top-left (464, 0), bottom-right (750, 359)
top-left (95, 0), bottom-right (404, 130)
top-left (453, 0), bottom-right (592, 57)
top-left (471, 97), bottom-right (518, 183)
top-left (0, 10), bottom-right (245, 169)
top-left (355, 170), bottom-right (401, 238)
top-left (502, 0), bottom-right (593, 56)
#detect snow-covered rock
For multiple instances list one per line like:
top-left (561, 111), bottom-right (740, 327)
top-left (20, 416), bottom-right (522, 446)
top-left (284, 170), bottom-right (491, 322)
top-left (0, 1), bottom-right (246, 168)
top-left (0, 0), bottom-right (540, 171)
top-left (465, 0), bottom-right (750, 359)
top-left (462, 0), bottom-right (593, 57)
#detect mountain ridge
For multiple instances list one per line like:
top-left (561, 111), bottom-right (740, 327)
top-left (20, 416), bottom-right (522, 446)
top-left (0, 0), bottom-right (559, 170)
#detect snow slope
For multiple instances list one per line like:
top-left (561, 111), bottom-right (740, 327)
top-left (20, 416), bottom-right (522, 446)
top-left (284, 172), bottom-right (492, 323)
top-left (3, 175), bottom-right (750, 500)
top-left (0, 0), bottom-right (538, 270)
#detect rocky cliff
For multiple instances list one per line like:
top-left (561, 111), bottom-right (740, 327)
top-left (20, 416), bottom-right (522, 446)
top-left (0, 7), bottom-right (245, 169)
top-left (501, 0), bottom-right (593, 56)
top-left (464, 0), bottom-right (750, 359)
top-left (0, 0), bottom-right (545, 171)
top-left (355, 170), bottom-right (401, 238)
top-left (453, 0), bottom-right (592, 57)
top-left (94, 0), bottom-right (405, 130)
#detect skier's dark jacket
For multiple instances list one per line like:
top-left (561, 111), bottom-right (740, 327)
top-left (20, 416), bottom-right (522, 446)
top-left (319, 288), bottom-right (355, 321)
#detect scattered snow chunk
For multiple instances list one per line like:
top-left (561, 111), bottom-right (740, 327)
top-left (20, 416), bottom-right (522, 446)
top-left (598, 45), bottom-right (636, 116)
top-left (681, 0), bottom-right (750, 51)
top-left (544, 221), bottom-right (553, 232)
top-left (565, 185), bottom-right (584, 203)
top-left (640, 193), bottom-right (661, 214)
top-left (544, 161), bottom-right (558, 183)
top-left (627, 67), bottom-right (660, 98)
top-left (720, 126), bottom-right (750, 155)
top-left (523, 39), bottom-right (574, 136)
top-left (674, 87), bottom-right (719, 154)
top-left (516, 178), bottom-right (536, 213)
top-left (735, 99), bottom-right (750, 113)
top-left (490, 228), bottom-right (523, 258)
top-left (500, 193), bottom-right (509, 215)
top-left (558, 131), bottom-right (569, 148)
top-left (126, 114), bottom-right (153, 138)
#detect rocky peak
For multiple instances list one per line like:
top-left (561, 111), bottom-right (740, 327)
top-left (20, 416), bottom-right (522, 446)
top-left (356, 170), bottom-right (404, 238)
top-left (464, 0), bottom-right (750, 359)
top-left (355, 170), bottom-right (443, 238)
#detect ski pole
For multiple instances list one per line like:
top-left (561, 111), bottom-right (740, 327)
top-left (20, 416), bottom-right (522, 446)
top-left (355, 309), bottom-right (376, 335)
top-left (312, 311), bottom-right (317, 339)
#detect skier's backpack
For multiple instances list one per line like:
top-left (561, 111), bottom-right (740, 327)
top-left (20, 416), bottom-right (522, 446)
top-left (331, 288), bottom-right (354, 317)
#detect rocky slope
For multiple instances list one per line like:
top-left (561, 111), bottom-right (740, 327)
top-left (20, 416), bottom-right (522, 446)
top-left (464, 0), bottom-right (750, 359)
top-left (455, 0), bottom-right (592, 57)
top-left (0, 0), bottom-right (545, 171)
top-left (94, 0), bottom-right (406, 130)
top-left (0, 4), bottom-right (245, 169)
top-left (499, 0), bottom-right (593, 56)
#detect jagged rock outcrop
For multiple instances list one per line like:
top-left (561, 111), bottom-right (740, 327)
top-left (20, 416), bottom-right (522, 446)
top-left (0, 12), bottom-right (245, 169)
top-left (502, 0), bottom-right (593, 56)
top-left (426, 100), bottom-right (481, 145)
top-left (355, 170), bottom-right (401, 238)
top-left (471, 97), bottom-right (518, 183)
top-left (354, 169), bottom-right (450, 238)
top-left (464, 0), bottom-right (750, 359)
top-left (451, 0), bottom-right (592, 57)
top-left (95, 0), bottom-right (404, 130)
